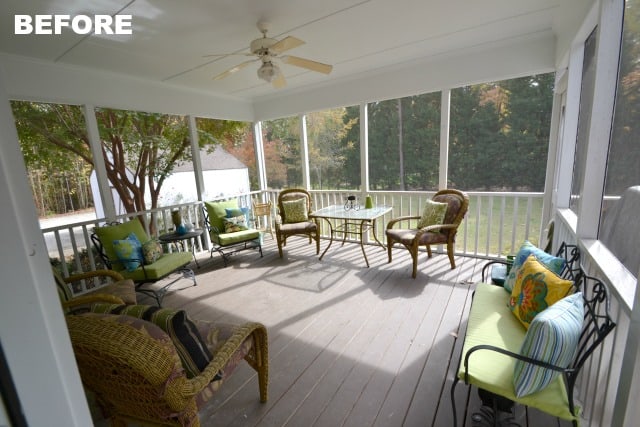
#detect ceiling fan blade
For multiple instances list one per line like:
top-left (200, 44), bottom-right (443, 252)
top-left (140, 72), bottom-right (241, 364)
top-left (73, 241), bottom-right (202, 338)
top-left (270, 36), bottom-right (305, 54)
top-left (213, 59), bottom-right (256, 80)
top-left (272, 72), bottom-right (287, 89)
top-left (282, 55), bottom-right (333, 74)
top-left (203, 53), bottom-right (252, 58)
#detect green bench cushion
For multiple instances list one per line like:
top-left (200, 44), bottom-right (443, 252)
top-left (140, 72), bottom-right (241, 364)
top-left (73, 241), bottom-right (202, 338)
top-left (204, 199), bottom-right (238, 233)
top-left (94, 220), bottom-right (149, 265)
top-left (458, 282), bottom-right (578, 421)
top-left (118, 252), bottom-right (192, 281)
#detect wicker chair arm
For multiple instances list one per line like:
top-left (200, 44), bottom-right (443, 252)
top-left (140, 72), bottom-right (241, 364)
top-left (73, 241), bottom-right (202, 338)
top-left (413, 223), bottom-right (457, 240)
top-left (386, 215), bottom-right (421, 229)
top-left (62, 293), bottom-right (126, 310)
top-left (183, 322), bottom-right (267, 396)
top-left (463, 344), bottom-right (565, 385)
top-left (481, 260), bottom-right (510, 282)
top-left (63, 269), bottom-right (125, 283)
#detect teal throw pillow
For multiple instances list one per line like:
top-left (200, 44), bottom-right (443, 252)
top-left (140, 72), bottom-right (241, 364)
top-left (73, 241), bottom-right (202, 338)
top-left (142, 238), bottom-right (163, 265)
top-left (417, 199), bottom-right (448, 230)
top-left (513, 292), bottom-right (583, 397)
top-left (283, 198), bottom-right (308, 223)
top-left (112, 233), bottom-right (143, 272)
top-left (503, 241), bottom-right (566, 293)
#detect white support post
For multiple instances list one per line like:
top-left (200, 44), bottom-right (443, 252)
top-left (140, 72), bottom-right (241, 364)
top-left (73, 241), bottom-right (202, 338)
top-left (360, 103), bottom-right (369, 196)
top-left (0, 74), bottom-right (93, 426)
top-left (576, 0), bottom-right (623, 239)
top-left (439, 89), bottom-right (450, 190)
top-left (555, 45), bottom-right (585, 210)
top-left (540, 87), bottom-right (564, 246)
top-left (253, 121), bottom-right (268, 198)
top-left (300, 114), bottom-right (310, 190)
top-left (187, 115), bottom-right (205, 202)
top-left (84, 104), bottom-right (116, 221)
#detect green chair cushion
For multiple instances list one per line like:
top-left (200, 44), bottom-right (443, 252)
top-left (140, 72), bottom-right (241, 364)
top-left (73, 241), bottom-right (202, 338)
top-left (94, 220), bottom-right (149, 265)
top-left (458, 282), bottom-right (578, 421)
top-left (118, 252), bottom-right (192, 281)
top-left (213, 229), bottom-right (260, 246)
top-left (204, 199), bottom-right (238, 233)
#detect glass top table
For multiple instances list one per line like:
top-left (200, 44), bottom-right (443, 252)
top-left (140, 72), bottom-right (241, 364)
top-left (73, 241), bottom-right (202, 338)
top-left (309, 205), bottom-right (392, 267)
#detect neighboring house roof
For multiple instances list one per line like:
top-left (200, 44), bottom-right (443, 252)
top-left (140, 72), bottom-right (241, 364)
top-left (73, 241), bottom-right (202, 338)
top-left (173, 146), bottom-right (246, 173)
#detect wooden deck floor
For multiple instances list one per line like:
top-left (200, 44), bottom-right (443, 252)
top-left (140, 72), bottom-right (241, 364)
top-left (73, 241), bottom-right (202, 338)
top-left (145, 236), bottom-right (571, 427)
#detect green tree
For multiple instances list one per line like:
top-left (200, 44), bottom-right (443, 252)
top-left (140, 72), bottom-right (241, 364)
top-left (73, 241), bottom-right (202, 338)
top-left (12, 102), bottom-right (244, 216)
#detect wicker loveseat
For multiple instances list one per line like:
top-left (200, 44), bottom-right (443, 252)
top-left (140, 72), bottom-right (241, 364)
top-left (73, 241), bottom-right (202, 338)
top-left (67, 311), bottom-right (268, 426)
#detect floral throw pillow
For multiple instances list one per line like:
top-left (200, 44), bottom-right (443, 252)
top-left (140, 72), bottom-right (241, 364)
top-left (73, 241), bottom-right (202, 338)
top-left (417, 199), bottom-right (448, 230)
top-left (509, 254), bottom-right (574, 329)
top-left (283, 198), bottom-right (309, 223)
top-left (112, 233), bottom-right (143, 272)
top-left (223, 215), bottom-right (248, 233)
top-left (503, 240), bottom-right (566, 293)
top-left (142, 238), bottom-right (163, 264)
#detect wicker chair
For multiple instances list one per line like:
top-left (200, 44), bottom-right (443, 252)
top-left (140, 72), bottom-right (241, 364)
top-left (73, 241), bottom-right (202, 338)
top-left (66, 313), bottom-right (268, 427)
top-left (53, 268), bottom-right (137, 313)
top-left (386, 189), bottom-right (469, 278)
top-left (275, 188), bottom-right (320, 258)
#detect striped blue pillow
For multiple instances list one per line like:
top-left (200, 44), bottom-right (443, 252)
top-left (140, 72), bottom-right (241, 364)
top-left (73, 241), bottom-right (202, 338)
top-left (513, 292), bottom-right (583, 397)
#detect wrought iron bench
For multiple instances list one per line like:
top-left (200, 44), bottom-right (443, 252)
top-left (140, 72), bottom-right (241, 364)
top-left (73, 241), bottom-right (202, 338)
top-left (451, 244), bottom-right (616, 426)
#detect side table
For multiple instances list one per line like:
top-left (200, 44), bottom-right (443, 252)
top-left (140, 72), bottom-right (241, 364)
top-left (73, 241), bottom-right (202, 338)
top-left (159, 228), bottom-right (204, 268)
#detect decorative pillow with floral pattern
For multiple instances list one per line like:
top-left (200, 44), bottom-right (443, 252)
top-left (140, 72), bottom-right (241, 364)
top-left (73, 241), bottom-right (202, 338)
top-left (142, 238), bottom-right (163, 264)
top-left (282, 198), bottom-right (308, 223)
top-left (508, 254), bottom-right (574, 329)
top-left (223, 215), bottom-right (248, 233)
top-left (417, 199), bottom-right (448, 230)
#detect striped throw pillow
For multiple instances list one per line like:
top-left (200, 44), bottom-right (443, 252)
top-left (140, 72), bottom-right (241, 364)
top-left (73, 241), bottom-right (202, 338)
top-left (513, 292), bottom-right (583, 397)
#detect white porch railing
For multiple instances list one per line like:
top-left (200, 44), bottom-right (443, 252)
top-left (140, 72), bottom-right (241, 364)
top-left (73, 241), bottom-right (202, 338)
top-left (44, 190), bottom-right (545, 291)
top-left (554, 210), bottom-right (635, 427)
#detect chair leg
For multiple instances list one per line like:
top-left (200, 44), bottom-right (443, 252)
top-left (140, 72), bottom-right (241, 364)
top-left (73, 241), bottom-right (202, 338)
top-left (426, 245), bottom-right (432, 258)
top-left (387, 238), bottom-right (393, 263)
top-left (276, 233), bottom-right (284, 258)
top-left (315, 234), bottom-right (320, 254)
top-left (411, 249), bottom-right (418, 278)
top-left (448, 242), bottom-right (456, 269)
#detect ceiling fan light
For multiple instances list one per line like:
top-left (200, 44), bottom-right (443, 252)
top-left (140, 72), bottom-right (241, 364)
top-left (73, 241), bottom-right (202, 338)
top-left (257, 62), bottom-right (280, 83)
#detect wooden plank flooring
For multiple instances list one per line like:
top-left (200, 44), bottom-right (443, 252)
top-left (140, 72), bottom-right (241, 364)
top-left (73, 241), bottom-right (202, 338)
top-left (134, 237), bottom-right (572, 427)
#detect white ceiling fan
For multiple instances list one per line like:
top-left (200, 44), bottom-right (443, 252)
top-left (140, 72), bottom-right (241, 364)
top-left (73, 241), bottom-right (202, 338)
top-left (206, 21), bottom-right (333, 88)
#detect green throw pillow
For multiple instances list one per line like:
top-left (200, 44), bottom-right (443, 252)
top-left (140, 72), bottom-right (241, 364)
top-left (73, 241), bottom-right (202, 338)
top-left (142, 238), bottom-right (163, 265)
top-left (417, 199), bottom-right (448, 230)
top-left (112, 233), bottom-right (143, 272)
top-left (282, 198), bottom-right (308, 223)
top-left (514, 292), bottom-right (583, 397)
top-left (91, 303), bottom-right (213, 378)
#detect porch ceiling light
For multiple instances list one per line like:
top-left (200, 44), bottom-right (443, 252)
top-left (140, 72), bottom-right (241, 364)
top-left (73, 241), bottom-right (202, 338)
top-left (257, 61), bottom-right (280, 83)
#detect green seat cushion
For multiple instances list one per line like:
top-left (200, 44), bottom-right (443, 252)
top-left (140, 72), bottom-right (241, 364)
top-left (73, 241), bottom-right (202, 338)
top-left (458, 282), bottom-right (578, 421)
top-left (213, 228), bottom-right (260, 246)
top-left (94, 220), bottom-right (149, 265)
top-left (204, 199), bottom-right (238, 233)
top-left (118, 251), bottom-right (192, 281)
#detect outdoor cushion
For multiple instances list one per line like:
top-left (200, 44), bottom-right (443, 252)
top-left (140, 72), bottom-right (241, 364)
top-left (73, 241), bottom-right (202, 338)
top-left (508, 255), bottom-right (574, 329)
top-left (417, 199), bottom-right (448, 229)
top-left (94, 220), bottom-right (150, 265)
top-left (113, 233), bottom-right (143, 271)
top-left (385, 228), bottom-right (447, 245)
top-left (204, 199), bottom-right (239, 233)
top-left (91, 304), bottom-right (213, 378)
top-left (504, 241), bottom-right (566, 292)
top-left (282, 198), bottom-right (309, 223)
top-left (514, 292), bottom-right (583, 397)
top-left (215, 229), bottom-right (260, 246)
top-left (458, 282), bottom-right (577, 420)
top-left (224, 215), bottom-right (248, 233)
top-left (118, 251), bottom-right (192, 281)
top-left (142, 238), bottom-right (163, 264)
